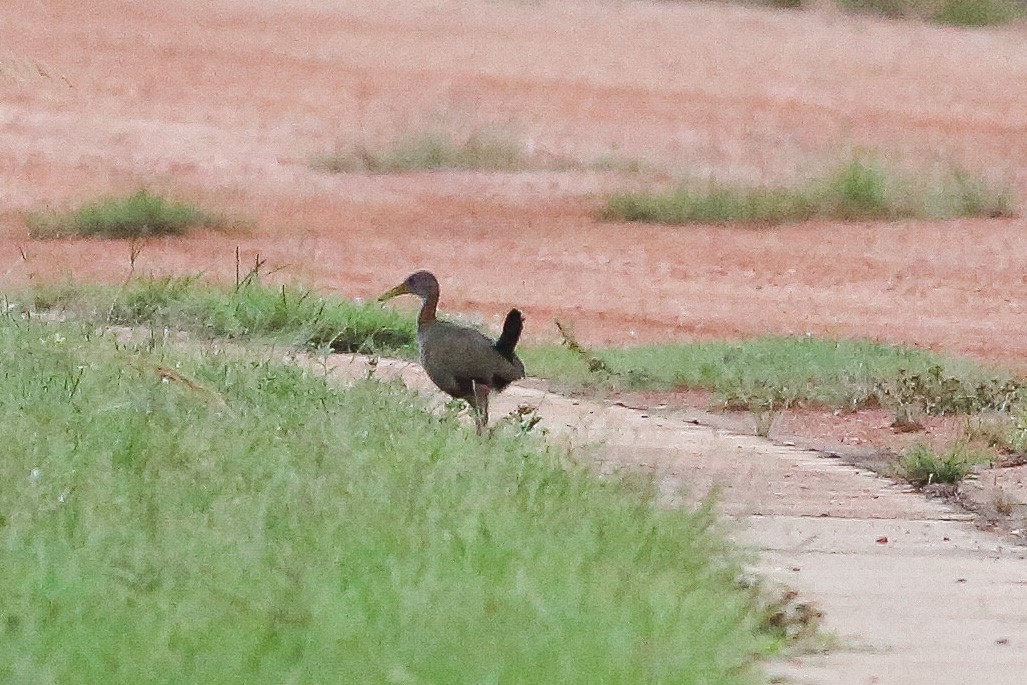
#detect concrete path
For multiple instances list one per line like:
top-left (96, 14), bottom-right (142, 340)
top-left (324, 354), bottom-right (1027, 684)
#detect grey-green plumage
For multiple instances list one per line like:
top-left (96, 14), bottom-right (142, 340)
top-left (378, 271), bottom-right (525, 432)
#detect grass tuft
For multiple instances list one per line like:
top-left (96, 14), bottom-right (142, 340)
top-left (749, 0), bottom-right (1027, 25)
top-left (601, 157), bottom-right (1016, 226)
top-left (899, 442), bottom-right (989, 486)
top-left (0, 316), bottom-right (777, 682)
top-left (820, 157), bottom-right (897, 219)
top-left (27, 190), bottom-right (224, 239)
top-left (837, 0), bottom-right (1026, 25)
top-left (26, 276), bottom-right (417, 354)
top-left (312, 131), bottom-right (528, 173)
top-left (836, 0), bottom-right (911, 17)
top-left (932, 169), bottom-right (1018, 217)
top-left (932, 0), bottom-right (1024, 26)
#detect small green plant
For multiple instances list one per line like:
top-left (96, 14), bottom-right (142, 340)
top-left (727, 0), bottom-right (807, 7)
top-left (601, 157), bottom-right (1016, 226)
top-left (932, 0), bottom-right (1023, 26)
top-left (879, 365), bottom-right (1025, 426)
top-left (900, 442), bottom-right (984, 486)
top-left (29, 276), bottom-right (86, 311)
top-left (836, 0), bottom-right (911, 17)
top-left (738, 575), bottom-right (829, 653)
top-left (933, 169), bottom-right (1017, 218)
top-left (555, 320), bottom-right (619, 378)
top-left (899, 441), bottom-right (961, 484)
top-left (312, 130), bottom-right (528, 173)
top-left (499, 403), bottom-right (545, 435)
top-left (1009, 408), bottom-right (1027, 453)
top-left (960, 412), bottom-right (1017, 451)
top-left (601, 184), bottom-right (818, 226)
top-left (722, 380), bottom-right (795, 437)
top-left (721, 0), bottom-right (1024, 26)
top-left (819, 157), bottom-right (897, 220)
top-left (588, 151), bottom-right (647, 174)
top-left (835, 0), bottom-right (1025, 24)
top-left (27, 189), bottom-right (223, 239)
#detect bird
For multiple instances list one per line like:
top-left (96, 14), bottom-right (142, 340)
top-left (378, 270), bottom-right (525, 433)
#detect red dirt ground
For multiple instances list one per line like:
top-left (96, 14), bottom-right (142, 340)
top-left (3, 0), bottom-right (1027, 453)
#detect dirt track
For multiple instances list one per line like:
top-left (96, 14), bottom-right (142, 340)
top-left (4, 1), bottom-right (1027, 681)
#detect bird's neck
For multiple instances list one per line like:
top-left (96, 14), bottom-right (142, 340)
top-left (417, 293), bottom-right (439, 328)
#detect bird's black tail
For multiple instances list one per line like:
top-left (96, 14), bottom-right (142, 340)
top-left (495, 308), bottom-right (523, 362)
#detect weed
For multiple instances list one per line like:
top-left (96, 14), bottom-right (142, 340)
top-left (499, 403), bottom-right (546, 435)
top-left (312, 130), bottom-right (528, 173)
top-left (555, 320), bottom-right (618, 377)
top-left (818, 157), bottom-right (898, 219)
top-left (932, 169), bottom-right (1017, 218)
top-left (836, 0), bottom-right (911, 17)
top-left (824, 0), bottom-right (1025, 24)
top-left (961, 412), bottom-right (1018, 451)
top-left (602, 184), bottom-right (818, 226)
top-left (723, 380), bottom-right (794, 437)
top-left (1009, 409), bottom-right (1027, 453)
top-left (933, 0), bottom-right (1024, 26)
top-left (878, 365), bottom-right (1024, 426)
top-left (26, 189), bottom-right (223, 239)
top-left (601, 157), bottom-right (1016, 226)
top-left (724, 0), bottom-right (807, 7)
top-left (588, 151), bottom-right (647, 174)
top-left (737, 574), bottom-right (829, 653)
top-left (993, 491), bottom-right (1016, 516)
top-left (29, 276), bottom-right (85, 311)
top-left (900, 442), bottom-right (987, 487)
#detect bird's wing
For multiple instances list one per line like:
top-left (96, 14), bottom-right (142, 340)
top-left (422, 322), bottom-right (523, 383)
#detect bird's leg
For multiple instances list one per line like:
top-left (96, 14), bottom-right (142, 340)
top-left (471, 380), bottom-right (490, 435)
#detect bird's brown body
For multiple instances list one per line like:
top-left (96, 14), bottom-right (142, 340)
top-left (379, 271), bottom-right (525, 432)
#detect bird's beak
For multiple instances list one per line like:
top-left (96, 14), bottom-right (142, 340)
top-left (377, 283), bottom-right (410, 302)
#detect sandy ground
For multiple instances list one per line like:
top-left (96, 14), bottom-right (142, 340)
top-left (4, 1), bottom-right (1027, 681)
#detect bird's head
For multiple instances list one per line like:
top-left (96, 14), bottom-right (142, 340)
top-left (377, 270), bottom-right (440, 303)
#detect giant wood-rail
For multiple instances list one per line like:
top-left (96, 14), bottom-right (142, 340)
top-left (378, 270), bottom-right (525, 433)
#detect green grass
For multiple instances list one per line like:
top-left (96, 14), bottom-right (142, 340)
top-left (312, 131), bottom-right (529, 173)
top-left (27, 276), bottom-right (417, 354)
top-left (932, 0), bottom-right (1025, 26)
top-left (0, 315), bottom-right (776, 683)
top-left (312, 131), bottom-right (650, 176)
top-left (733, 0), bottom-right (1025, 26)
top-left (836, 0), bottom-right (912, 17)
top-left (26, 190), bottom-right (225, 239)
top-left (837, 0), bottom-right (1026, 25)
top-left (899, 442), bottom-right (991, 486)
top-left (602, 158), bottom-right (1016, 226)
top-left (521, 336), bottom-right (1022, 413)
